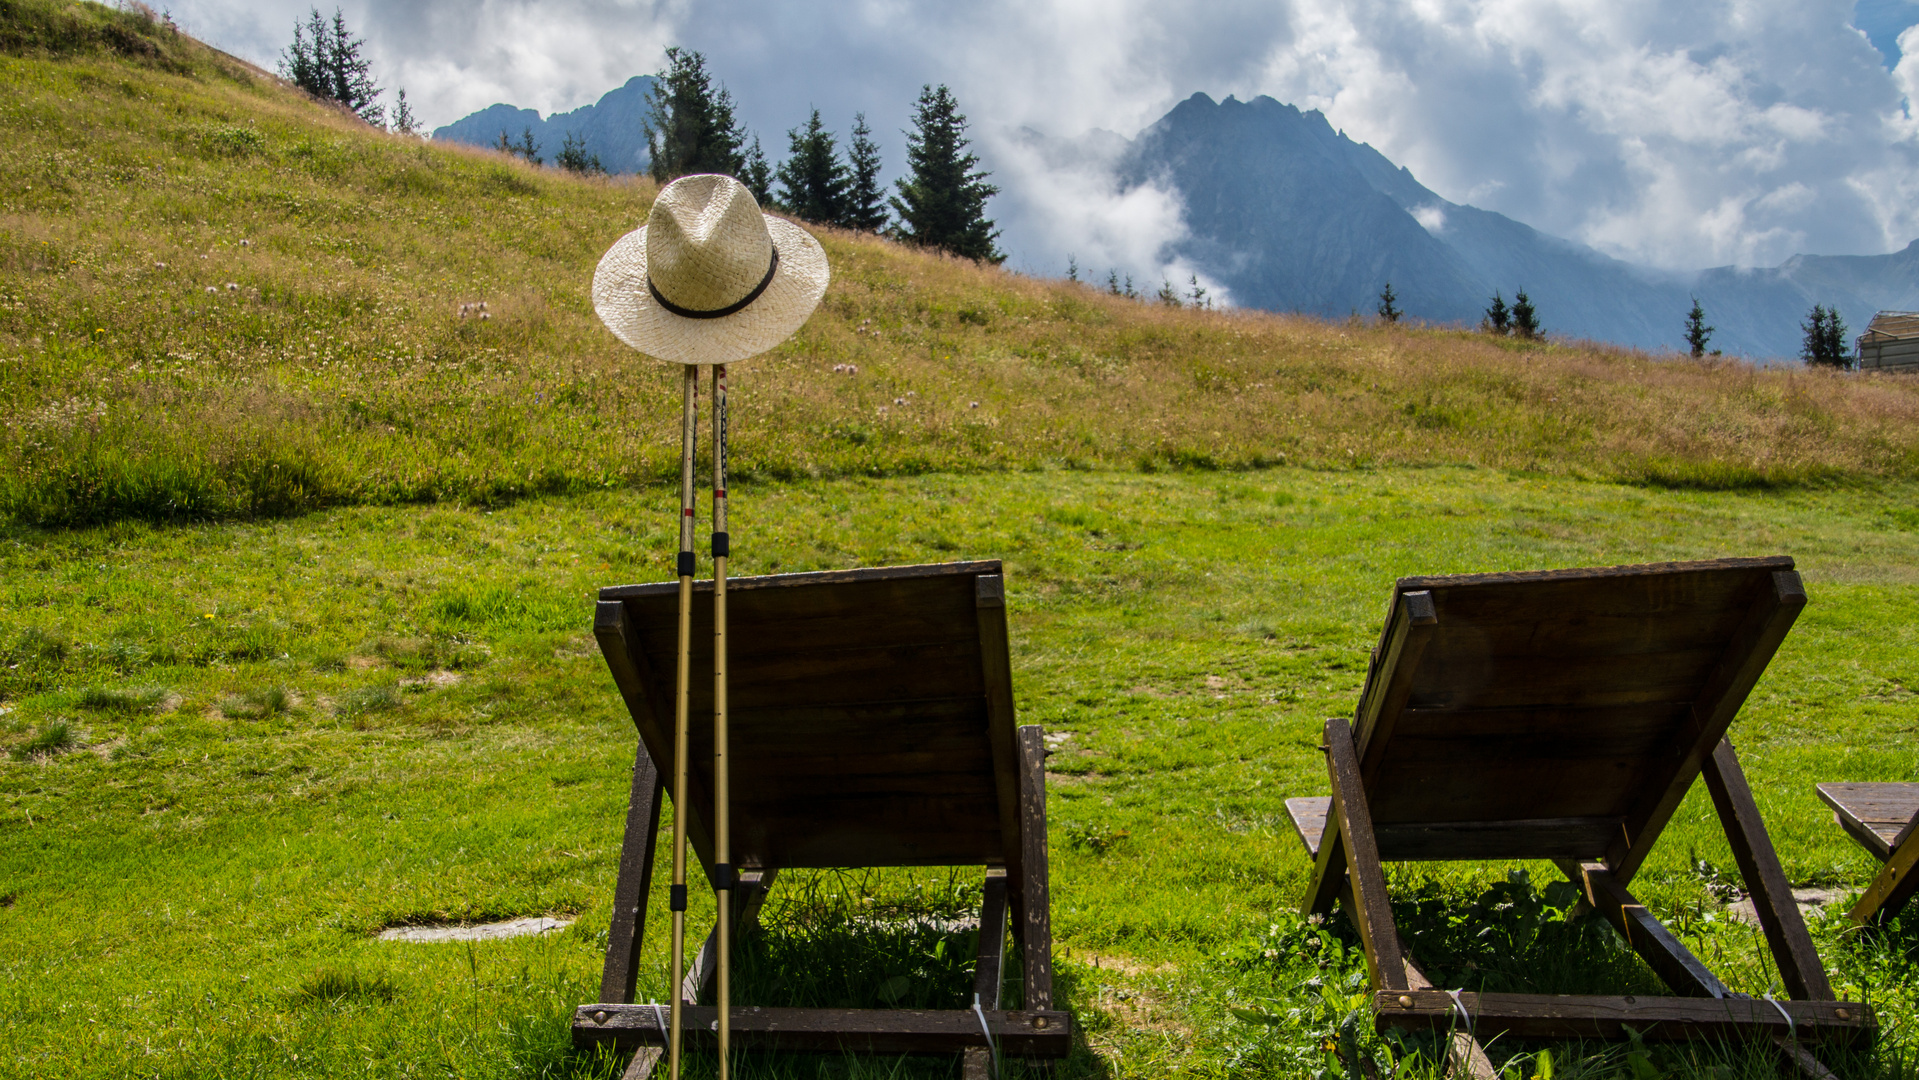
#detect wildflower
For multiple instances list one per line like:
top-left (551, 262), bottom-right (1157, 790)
top-left (969, 401), bottom-right (980, 409)
top-left (205, 286), bottom-right (216, 293)
top-left (239, 239), bottom-right (251, 247)
top-left (153, 262), bottom-right (166, 269)
top-left (225, 283), bottom-right (238, 291)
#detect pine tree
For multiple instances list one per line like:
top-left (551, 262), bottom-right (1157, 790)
top-left (1377, 281), bottom-right (1401, 324)
top-left (740, 136), bottom-right (773, 206)
top-left (1825, 307), bottom-right (1851, 367)
top-left (1803, 306), bottom-right (1830, 366)
top-left (1683, 297), bottom-right (1713, 358)
top-left (1106, 270), bottom-right (1120, 295)
top-left (516, 126), bottom-right (542, 165)
top-left (1803, 305), bottom-right (1852, 368)
top-left (1186, 275), bottom-right (1209, 309)
top-left (890, 85), bottom-right (1002, 263)
top-left (280, 7), bottom-right (383, 125)
top-left (776, 108), bottom-right (850, 224)
top-left (1066, 256), bottom-right (1078, 283)
top-left (1511, 289), bottom-right (1541, 340)
top-left (842, 113), bottom-right (888, 232)
top-left (390, 88), bottom-right (418, 136)
top-left (1483, 292), bottom-right (1510, 335)
top-left (556, 132), bottom-right (604, 175)
top-left (1156, 279), bottom-right (1181, 306)
top-left (645, 47), bottom-right (747, 183)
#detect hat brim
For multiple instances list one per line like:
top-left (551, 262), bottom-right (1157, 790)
top-left (592, 216), bottom-right (829, 366)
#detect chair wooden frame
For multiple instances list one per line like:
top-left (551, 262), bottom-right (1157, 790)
top-left (1283, 558), bottom-right (1873, 1079)
top-left (1816, 782), bottom-right (1919, 925)
top-left (573, 561), bottom-right (1068, 1078)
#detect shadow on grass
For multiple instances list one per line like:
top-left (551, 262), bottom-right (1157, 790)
top-left (1217, 870), bottom-right (1895, 1079)
top-left (544, 869), bottom-right (1111, 1080)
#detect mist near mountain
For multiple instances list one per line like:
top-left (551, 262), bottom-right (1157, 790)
top-left (1107, 94), bottom-right (1919, 359)
top-left (431, 76), bottom-right (656, 176)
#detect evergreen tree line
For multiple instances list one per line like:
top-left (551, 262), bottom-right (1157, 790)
top-left (279, 7), bottom-right (417, 136)
top-left (279, 19), bottom-right (1004, 261)
top-left (645, 49), bottom-right (1002, 263)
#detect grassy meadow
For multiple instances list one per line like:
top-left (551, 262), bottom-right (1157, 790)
top-left (5, 468), bottom-right (1919, 1080)
top-left (7, 3), bottom-right (1919, 1079)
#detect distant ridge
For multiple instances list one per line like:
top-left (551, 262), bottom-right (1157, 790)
top-left (1107, 93), bottom-right (1919, 358)
top-left (432, 75), bottom-right (656, 175)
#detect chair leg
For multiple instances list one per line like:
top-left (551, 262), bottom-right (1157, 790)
top-left (1015, 725), bottom-right (1055, 1011)
top-left (1322, 716), bottom-right (1408, 992)
top-left (1702, 740), bottom-right (1832, 1000)
top-left (602, 741), bottom-right (665, 1004)
top-left (1849, 822), bottom-right (1919, 925)
top-left (621, 1047), bottom-right (664, 1080)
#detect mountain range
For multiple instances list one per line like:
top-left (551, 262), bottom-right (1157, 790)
top-left (1082, 93), bottom-right (1919, 359)
top-left (436, 82), bottom-right (1919, 358)
top-left (432, 76), bottom-right (655, 176)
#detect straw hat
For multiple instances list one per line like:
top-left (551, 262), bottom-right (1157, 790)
top-left (592, 174), bottom-right (829, 366)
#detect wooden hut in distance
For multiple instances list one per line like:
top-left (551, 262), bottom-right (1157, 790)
top-left (1858, 311), bottom-right (1919, 371)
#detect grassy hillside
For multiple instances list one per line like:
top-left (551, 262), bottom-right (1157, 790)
top-left (5, 0), bottom-right (1919, 527)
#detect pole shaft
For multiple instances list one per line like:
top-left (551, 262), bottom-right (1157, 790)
top-left (712, 364), bottom-right (732, 1080)
top-left (668, 364), bottom-right (697, 1080)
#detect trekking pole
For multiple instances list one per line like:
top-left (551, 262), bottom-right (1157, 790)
top-left (667, 364), bottom-right (698, 1080)
top-left (711, 363), bottom-right (733, 1080)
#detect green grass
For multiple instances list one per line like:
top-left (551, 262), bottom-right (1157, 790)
top-left (7, 4), bottom-right (1919, 1076)
top-left (3, 465), bottom-right (1919, 1078)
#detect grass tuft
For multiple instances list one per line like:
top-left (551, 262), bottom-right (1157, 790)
top-left (11, 627), bottom-right (68, 664)
top-left (294, 965), bottom-right (399, 1005)
top-left (333, 683), bottom-right (398, 719)
top-left (75, 684), bottom-right (165, 712)
top-left (10, 718), bottom-right (75, 759)
top-left (218, 685), bottom-right (290, 719)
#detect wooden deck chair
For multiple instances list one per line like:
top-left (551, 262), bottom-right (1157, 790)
top-left (1816, 782), bottom-right (1919, 925)
top-left (1282, 557), bottom-right (1873, 1079)
top-left (573, 560), bottom-right (1068, 1078)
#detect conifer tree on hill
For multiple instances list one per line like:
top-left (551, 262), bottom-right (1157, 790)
top-left (280, 7), bottom-right (384, 126)
top-left (556, 132), bottom-right (604, 175)
top-left (777, 108), bottom-right (850, 225)
top-left (645, 47), bottom-right (748, 183)
top-left (1482, 291), bottom-right (1510, 335)
top-left (740, 135), bottom-right (774, 206)
top-left (1801, 305), bottom-right (1853, 368)
top-left (1683, 297), bottom-right (1713, 358)
top-left (1377, 281), bottom-right (1400, 324)
top-left (890, 84), bottom-right (1002, 264)
top-left (1511, 288), bottom-right (1542, 340)
top-left (842, 113), bottom-right (889, 232)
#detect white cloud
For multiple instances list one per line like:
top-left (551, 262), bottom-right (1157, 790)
top-left (165, 0), bottom-right (1919, 273)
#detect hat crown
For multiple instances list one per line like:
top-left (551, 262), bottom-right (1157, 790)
top-left (645, 175), bottom-right (775, 314)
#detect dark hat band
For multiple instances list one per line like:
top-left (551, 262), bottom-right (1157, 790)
top-left (648, 247), bottom-right (780, 320)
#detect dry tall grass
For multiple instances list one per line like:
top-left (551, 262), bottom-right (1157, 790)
top-left (4, 0), bottom-right (1918, 526)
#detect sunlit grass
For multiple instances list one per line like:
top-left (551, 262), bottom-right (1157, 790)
top-left (3, 466), bottom-right (1918, 1077)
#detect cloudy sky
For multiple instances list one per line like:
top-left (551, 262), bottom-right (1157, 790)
top-left (170, 0), bottom-right (1919, 281)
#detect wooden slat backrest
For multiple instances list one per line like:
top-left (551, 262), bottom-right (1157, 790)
top-left (596, 561), bottom-right (1017, 871)
top-left (1350, 557), bottom-right (1803, 864)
